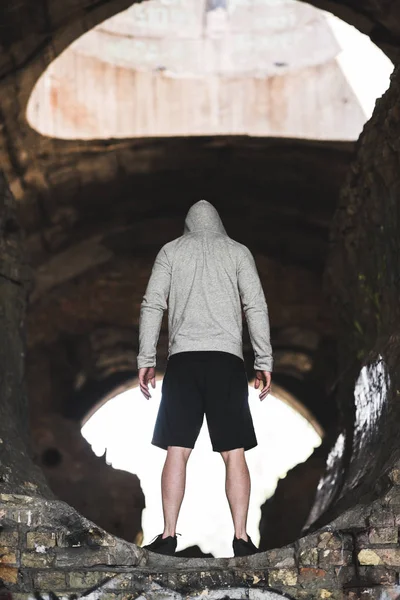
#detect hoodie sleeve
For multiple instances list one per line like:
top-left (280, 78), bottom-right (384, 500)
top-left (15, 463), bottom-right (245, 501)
top-left (237, 246), bottom-right (273, 372)
top-left (137, 245), bottom-right (171, 370)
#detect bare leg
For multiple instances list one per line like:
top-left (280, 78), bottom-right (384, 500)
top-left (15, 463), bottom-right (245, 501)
top-left (221, 448), bottom-right (250, 541)
top-left (161, 446), bottom-right (192, 538)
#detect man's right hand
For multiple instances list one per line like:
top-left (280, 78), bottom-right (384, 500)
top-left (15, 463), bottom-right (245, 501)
top-left (138, 366), bottom-right (156, 400)
top-left (254, 370), bottom-right (272, 401)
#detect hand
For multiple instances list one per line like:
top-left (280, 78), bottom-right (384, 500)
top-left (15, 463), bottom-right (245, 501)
top-left (254, 370), bottom-right (271, 401)
top-left (138, 367), bottom-right (156, 400)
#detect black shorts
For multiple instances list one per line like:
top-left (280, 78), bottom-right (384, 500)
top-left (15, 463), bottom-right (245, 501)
top-left (152, 351), bottom-right (257, 452)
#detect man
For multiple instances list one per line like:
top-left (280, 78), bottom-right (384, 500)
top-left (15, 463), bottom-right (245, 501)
top-left (137, 200), bottom-right (273, 557)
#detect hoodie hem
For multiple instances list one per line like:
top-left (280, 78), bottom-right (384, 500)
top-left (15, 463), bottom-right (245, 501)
top-left (168, 341), bottom-right (244, 362)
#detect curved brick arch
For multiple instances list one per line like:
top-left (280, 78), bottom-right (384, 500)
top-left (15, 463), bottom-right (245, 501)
top-left (2, 2), bottom-right (400, 599)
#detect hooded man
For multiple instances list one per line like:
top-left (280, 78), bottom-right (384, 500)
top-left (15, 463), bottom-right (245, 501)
top-left (137, 199), bottom-right (273, 557)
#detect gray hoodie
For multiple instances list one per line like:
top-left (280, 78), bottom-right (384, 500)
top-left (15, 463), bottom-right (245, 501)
top-left (137, 200), bottom-right (273, 372)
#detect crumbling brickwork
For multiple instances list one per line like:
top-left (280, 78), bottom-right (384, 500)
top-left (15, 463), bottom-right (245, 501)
top-left (1, 472), bottom-right (400, 599)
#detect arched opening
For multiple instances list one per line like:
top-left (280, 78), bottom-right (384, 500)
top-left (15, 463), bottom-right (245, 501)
top-left (80, 375), bottom-right (322, 557)
top-left (26, 0), bottom-right (393, 141)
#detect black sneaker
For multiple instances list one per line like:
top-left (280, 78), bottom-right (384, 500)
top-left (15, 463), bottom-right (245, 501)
top-left (233, 534), bottom-right (260, 557)
top-left (143, 534), bottom-right (177, 556)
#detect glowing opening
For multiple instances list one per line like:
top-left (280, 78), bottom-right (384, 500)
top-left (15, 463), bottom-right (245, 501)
top-left (81, 378), bottom-right (322, 558)
top-left (27, 0), bottom-right (393, 141)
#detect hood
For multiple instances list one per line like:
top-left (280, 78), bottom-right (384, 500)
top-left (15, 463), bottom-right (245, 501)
top-left (183, 200), bottom-right (227, 235)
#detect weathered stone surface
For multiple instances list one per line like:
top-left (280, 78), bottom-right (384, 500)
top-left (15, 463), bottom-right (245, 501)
top-left (345, 588), bottom-right (400, 600)
top-left (55, 545), bottom-right (139, 568)
top-left (298, 567), bottom-right (328, 583)
top-left (355, 530), bottom-right (370, 548)
top-left (0, 494), bottom-right (36, 504)
top-left (9, 509), bottom-right (45, 527)
top-left (368, 507), bottom-right (395, 527)
top-left (10, 596), bottom-right (122, 600)
top-left (0, 547), bottom-right (17, 565)
top-left (0, 565), bottom-right (18, 584)
top-left (192, 589), bottom-right (246, 599)
top-left (358, 547), bottom-right (400, 567)
top-left (328, 505), bottom-right (369, 531)
top-left (364, 548), bottom-right (400, 566)
top-left (21, 551), bottom-right (54, 567)
top-left (358, 550), bottom-right (381, 566)
top-left (368, 527), bottom-right (398, 544)
top-left (137, 568), bottom-right (269, 591)
top-left (298, 548), bottom-right (319, 566)
top-left (0, 530), bottom-right (18, 546)
top-left (55, 528), bottom-right (117, 549)
top-left (27, 531), bottom-right (56, 549)
top-left (268, 569), bottom-right (297, 586)
top-left (54, 548), bottom-right (115, 568)
top-left (319, 590), bottom-right (333, 599)
top-left (296, 533), bottom-right (321, 551)
top-left (100, 572), bottom-right (134, 589)
top-left (318, 532), bottom-right (348, 550)
top-left (382, 487), bottom-right (400, 506)
top-left (334, 566), bottom-right (357, 587)
top-left (33, 571), bottom-right (67, 589)
top-left (248, 591), bottom-right (286, 600)
top-left (266, 547), bottom-right (296, 568)
top-left (358, 566), bottom-right (397, 585)
top-left (0, 491), bottom-right (399, 600)
top-left (0, 171), bottom-right (51, 497)
top-left (319, 549), bottom-right (352, 567)
top-left (388, 467), bottom-right (400, 485)
top-left (68, 571), bottom-right (104, 589)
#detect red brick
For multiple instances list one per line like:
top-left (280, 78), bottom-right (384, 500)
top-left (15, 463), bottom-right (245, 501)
top-left (299, 567), bottom-right (327, 581)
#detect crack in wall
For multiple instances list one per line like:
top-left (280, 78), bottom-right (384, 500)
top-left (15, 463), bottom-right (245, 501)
top-left (0, 271), bottom-right (23, 286)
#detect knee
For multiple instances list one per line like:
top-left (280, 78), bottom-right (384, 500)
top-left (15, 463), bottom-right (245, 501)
top-left (220, 448), bottom-right (245, 465)
top-left (167, 446), bottom-right (192, 463)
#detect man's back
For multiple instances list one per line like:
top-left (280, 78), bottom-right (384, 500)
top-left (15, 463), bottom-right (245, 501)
top-left (137, 199), bottom-right (273, 373)
top-left (137, 200), bottom-right (273, 557)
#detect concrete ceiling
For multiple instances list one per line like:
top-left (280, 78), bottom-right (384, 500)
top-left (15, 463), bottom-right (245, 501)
top-left (26, 0), bottom-right (376, 140)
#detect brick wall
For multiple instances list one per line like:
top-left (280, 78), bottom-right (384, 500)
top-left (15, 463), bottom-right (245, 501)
top-left (1, 462), bottom-right (400, 600)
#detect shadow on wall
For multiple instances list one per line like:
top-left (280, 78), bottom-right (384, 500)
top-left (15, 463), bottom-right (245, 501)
top-left (259, 440), bottom-right (330, 550)
top-left (31, 413), bottom-right (145, 544)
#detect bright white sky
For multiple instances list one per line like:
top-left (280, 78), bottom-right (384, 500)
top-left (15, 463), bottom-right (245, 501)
top-left (81, 383), bottom-right (321, 558)
top-left (325, 12), bottom-right (393, 118)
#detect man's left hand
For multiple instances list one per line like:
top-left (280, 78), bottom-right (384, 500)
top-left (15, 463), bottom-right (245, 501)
top-left (138, 367), bottom-right (156, 400)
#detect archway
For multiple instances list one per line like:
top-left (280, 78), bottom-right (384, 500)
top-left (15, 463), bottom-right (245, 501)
top-left (1, 0), bottom-right (400, 597)
top-left (26, 0), bottom-right (393, 141)
top-left (80, 377), bottom-right (323, 557)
